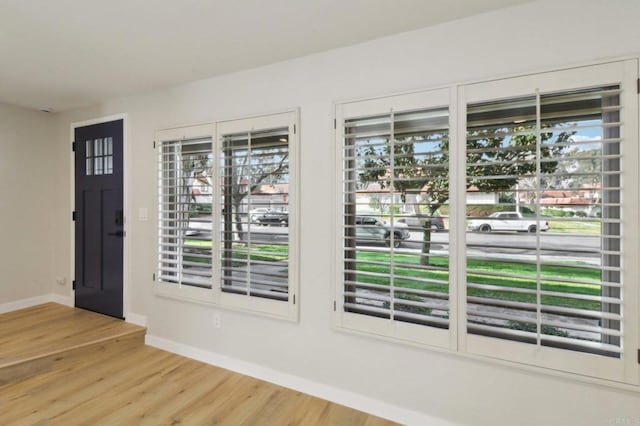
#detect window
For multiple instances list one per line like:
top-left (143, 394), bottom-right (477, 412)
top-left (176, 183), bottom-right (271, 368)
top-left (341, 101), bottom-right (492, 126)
top-left (86, 137), bottom-right (114, 175)
top-left (336, 89), bottom-right (454, 348)
top-left (462, 61), bottom-right (638, 382)
top-left (465, 88), bottom-right (623, 354)
top-left (216, 111), bottom-right (299, 319)
top-left (220, 128), bottom-right (290, 299)
top-left (336, 61), bottom-right (639, 384)
top-left (157, 113), bottom-right (298, 319)
top-left (158, 125), bottom-right (214, 290)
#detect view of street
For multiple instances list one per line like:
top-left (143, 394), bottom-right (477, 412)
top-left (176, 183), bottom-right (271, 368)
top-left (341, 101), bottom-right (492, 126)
top-left (198, 221), bottom-right (601, 262)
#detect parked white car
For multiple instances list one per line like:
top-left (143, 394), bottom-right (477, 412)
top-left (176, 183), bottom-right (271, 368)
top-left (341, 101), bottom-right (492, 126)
top-left (467, 211), bottom-right (549, 233)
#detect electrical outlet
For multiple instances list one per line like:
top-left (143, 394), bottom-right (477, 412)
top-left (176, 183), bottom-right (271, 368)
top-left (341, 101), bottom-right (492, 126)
top-left (213, 313), bottom-right (221, 329)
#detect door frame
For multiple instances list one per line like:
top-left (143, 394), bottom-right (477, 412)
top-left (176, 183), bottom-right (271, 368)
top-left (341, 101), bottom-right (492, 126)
top-left (69, 114), bottom-right (129, 319)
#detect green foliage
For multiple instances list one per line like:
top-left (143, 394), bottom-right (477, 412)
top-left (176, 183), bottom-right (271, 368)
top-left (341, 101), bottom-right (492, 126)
top-left (358, 126), bottom-right (571, 214)
top-left (543, 207), bottom-right (576, 217)
top-left (506, 321), bottom-right (570, 337)
top-left (382, 293), bottom-right (432, 316)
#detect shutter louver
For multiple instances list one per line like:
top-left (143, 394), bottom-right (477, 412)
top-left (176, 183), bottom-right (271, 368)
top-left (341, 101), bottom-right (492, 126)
top-left (219, 127), bottom-right (290, 301)
top-left (342, 106), bottom-right (451, 328)
top-left (158, 138), bottom-right (213, 288)
top-left (465, 85), bottom-right (623, 357)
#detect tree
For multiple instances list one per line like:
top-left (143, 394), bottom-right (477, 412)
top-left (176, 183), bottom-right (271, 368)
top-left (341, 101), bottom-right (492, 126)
top-left (223, 142), bottom-right (289, 242)
top-left (358, 125), bottom-right (570, 265)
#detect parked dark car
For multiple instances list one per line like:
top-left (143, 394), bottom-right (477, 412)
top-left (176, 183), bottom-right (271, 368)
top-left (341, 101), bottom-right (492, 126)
top-left (256, 211), bottom-right (288, 226)
top-left (354, 216), bottom-right (410, 248)
top-left (396, 215), bottom-right (445, 232)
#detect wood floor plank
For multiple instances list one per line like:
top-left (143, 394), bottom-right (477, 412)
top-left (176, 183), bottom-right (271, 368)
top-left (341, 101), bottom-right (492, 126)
top-left (0, 303), bottom-right (144, 368)
top-left (0, 304), bottom-right (398, 425)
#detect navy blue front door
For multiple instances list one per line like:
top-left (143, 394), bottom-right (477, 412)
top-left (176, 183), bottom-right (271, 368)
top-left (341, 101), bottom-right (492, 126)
top-left (74, 119), bottom-right (124, 319)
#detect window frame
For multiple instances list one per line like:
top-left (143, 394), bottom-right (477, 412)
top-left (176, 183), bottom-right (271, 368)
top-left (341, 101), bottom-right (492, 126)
top-left (334, 88), bottom-right (459, 350)
top-left (334, 60), bottom-right (639, 386)
top-left (155, 110), bottom-right (300, 322)
top-left (214, 110), bottom-right (300, 321)
top-left (156, 123), bottom-right (216, 304)
top-left (458, 60), bottom-right (639, 384)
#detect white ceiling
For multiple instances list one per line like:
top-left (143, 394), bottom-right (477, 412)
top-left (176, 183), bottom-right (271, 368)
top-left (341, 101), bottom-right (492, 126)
top-left (0, 0), bottom-right (535, 112)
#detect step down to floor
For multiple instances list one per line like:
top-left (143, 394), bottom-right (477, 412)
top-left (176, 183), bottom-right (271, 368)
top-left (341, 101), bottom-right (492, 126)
top-left (0, 303), bottom-right (146, 386)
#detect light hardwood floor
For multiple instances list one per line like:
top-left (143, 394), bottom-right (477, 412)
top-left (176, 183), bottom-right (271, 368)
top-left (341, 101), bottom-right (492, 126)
top-left (0, 302), bottom-right (144, 368)
top-left (0, 304), bottom-right (398, 425)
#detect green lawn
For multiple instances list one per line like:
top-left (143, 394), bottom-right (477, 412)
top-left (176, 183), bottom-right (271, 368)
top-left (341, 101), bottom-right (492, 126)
top-left (547, 220), bottom-right (601, 235)
top-left (185, 240), bottom-right (288, 264)
top-left (185, 240), bottom-right (603, 311)
top-left (351, 251), bottom-right (602, 311)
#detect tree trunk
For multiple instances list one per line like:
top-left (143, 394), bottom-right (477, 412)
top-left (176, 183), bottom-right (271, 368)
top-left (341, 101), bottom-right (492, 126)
top-left (408, 197), bottom-right (437, 267)
top-left (420, 221), bottom-right (432, 266)
top-left (233, 206), bottom-right (245, 244)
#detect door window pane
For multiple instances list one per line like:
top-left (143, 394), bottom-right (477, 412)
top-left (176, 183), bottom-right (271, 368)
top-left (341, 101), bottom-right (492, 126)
top-left (85, 137), bottom-right (114, 176)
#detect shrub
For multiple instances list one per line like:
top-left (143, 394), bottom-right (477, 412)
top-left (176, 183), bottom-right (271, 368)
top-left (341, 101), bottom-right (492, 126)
top-left (507, 320), bottom-right (569, 337)
top-left (383, 293), bottom-right (432, 316)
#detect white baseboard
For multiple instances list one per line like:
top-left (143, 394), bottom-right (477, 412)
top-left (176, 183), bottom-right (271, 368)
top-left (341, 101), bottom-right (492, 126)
top-left (126, 312), bottom-right (147, 327)
top-left (0, 295), bottom-right (55, 314)
top-left (1, 294), bottom-right (146, 329)
top-left (0, 293), bottom-right (73, 314)
top-left (50, 293), bottom-right (73, 307)
top-left (146, 334), bottom-right (454, 426)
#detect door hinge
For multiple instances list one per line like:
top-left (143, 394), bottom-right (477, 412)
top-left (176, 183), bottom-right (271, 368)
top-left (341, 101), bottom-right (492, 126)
top-left (637, 78), bottom-right (640, 94)
top-left (72, 280), bottom-right (76, 290)
top-left (638, 349), bottom-right (640, 364)
top-left (293, 294), bottom-right (296, 304)
top-left (153, 140), bottom-right (156, 149)
top-left (333, 300), bottom-right (337, 311)
top-left (152, 273), bottom-right (156, 281)
top-left (333, 118), bottom-right (337, 129)
top-left (72, 141), bottom-right (76, 152)
top-left (293, 124), bottom-right (297, 135)
top-left (72, 211), bottom-right (76, 221)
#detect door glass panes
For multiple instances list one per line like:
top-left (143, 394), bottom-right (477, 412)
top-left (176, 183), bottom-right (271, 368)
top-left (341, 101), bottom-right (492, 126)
top-left (343, 107), bottom-right (450, 328)
top-left (158, 138), bottom-right (214, 288)
top-left (220, 127), bottom-right (290, 301)
top-left (465, 86), bottom-right (623, 358)
top-left (85, 137), bottom-right (114, 176)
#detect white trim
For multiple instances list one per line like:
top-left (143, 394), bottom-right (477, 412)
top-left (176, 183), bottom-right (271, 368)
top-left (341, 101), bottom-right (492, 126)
top-left (0, 294), bottom-right (74, 314)
top-left (0, 294), bottom-right (143, 326)
top-left (145, 334), bottom-right (453, 426)
top-left (50, 293), bottom-right (73, 307)
top-left (125, 312), bottom-right (147, 327)
top-left (70, 114), bottom-right (129, 318)
top-left (0, 295), bottom-right (54, 314)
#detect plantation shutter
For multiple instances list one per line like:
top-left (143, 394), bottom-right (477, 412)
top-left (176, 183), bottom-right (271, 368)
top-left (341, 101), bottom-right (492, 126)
top-left (215, 112), bottom-right (298, 320)
top-left (462, 60), bottom-right (638, 383)
top-left (158, 137), bottom-right (213, 288)
top-left (219, 127), bottom-right (291, 301)
top-left (465, 86), bottom-right (623, 357)
top-left (337, 88), bottom-right (455, 347)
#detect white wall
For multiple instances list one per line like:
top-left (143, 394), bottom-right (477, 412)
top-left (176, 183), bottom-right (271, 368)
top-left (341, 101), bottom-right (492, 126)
top-left (49, 0), bottom-right (640, 424)
top-left (0, 103), bottom-right (56, 305)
